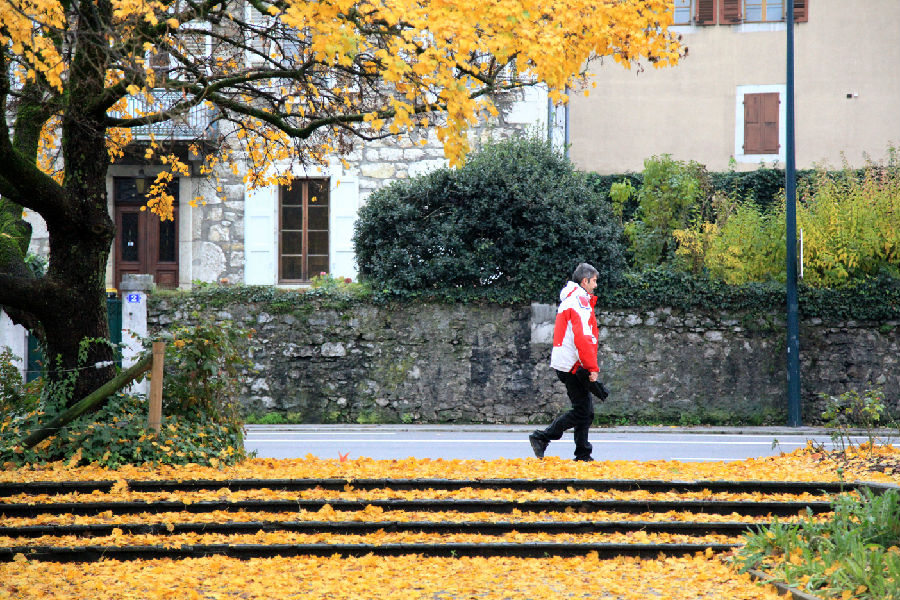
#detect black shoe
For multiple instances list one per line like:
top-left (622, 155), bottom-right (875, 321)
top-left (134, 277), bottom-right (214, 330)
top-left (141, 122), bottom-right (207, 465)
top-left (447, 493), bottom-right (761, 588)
top-left (529, 433), bottom-right (548, 459)
top-left (574, 456), bottom-right (594, 462)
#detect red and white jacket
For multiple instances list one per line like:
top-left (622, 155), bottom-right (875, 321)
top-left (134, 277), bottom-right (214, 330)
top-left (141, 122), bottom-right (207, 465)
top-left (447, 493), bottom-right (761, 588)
top-left (550, 281), bottom-right (599, 373)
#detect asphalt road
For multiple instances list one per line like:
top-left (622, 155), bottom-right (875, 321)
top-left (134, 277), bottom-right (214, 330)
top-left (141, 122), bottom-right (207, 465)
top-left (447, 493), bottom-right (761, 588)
top-left (243, 425), bottom-right (869, 462)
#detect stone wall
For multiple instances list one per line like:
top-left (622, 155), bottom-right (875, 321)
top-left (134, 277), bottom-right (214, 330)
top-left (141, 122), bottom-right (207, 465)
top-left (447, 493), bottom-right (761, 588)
top-left (148, 297), bottom-right (900, 425)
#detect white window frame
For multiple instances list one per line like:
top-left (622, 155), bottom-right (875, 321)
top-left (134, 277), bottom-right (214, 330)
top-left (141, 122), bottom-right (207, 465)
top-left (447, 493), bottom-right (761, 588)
top-left (243, 163), bottom-right (359, 287)
top-left (734, 84), bottom-right (786, 164)
top-left (673, 0), bottom-right (693, 25)
top-left (744, 0), bottom-right (785, 23)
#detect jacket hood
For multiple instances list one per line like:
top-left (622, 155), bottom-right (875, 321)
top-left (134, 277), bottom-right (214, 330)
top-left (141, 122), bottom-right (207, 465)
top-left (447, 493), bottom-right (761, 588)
top-left (559, 280), bottom-right (583, 302)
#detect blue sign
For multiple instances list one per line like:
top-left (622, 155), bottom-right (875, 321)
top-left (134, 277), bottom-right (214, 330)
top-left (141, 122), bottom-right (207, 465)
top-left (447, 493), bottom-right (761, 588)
top-left (126, 293), bottom-right (142, 304)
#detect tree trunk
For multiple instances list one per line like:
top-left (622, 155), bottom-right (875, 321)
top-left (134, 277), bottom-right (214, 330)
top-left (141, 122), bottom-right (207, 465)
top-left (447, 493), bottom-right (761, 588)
top-left (41, 0), bottom-right (118, 406)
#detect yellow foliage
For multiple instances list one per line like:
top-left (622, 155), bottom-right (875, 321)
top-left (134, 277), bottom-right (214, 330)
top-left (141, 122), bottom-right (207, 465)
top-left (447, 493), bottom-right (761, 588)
top-left (681, 159), bottom-right (900, 286)
top-left (3, 0), bottom-right (683, 216)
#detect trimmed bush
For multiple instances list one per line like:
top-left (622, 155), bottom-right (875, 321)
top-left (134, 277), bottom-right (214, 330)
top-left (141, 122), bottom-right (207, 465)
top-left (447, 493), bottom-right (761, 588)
top-left (353, 137), bottom-right (626, 303)
top-left (604, 267), bottom-right (900, 321)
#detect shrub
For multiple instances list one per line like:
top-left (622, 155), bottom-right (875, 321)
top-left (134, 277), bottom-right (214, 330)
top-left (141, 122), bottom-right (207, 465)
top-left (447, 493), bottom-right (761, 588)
top-left (610, 155), bottom-right (711, 270)
top-left (603, 267), bottom-right (900, 321)
top-left (677, 156), bottom-right (900, 287)
top-left (819, 388), bottom-right (897, 454)
top-left (156, 314), bottom-right (252, 430)
top-left (1, 348), bottom-right (26, 417)
top-left (1, 392), bottom-right (245, 468)
top-left (0, 318), bottom-right (252, 468)
top-left (353, 137), bottom-right (626, 303)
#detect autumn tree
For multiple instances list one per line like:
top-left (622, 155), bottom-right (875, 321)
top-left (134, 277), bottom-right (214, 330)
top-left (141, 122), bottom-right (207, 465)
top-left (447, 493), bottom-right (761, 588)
top-left (0, 0), bottom-right (683, 408)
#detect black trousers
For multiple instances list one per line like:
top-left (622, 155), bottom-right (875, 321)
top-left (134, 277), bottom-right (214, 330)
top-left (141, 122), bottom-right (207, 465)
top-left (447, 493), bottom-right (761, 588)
top-left (535, 368), bottom-right (594, 460)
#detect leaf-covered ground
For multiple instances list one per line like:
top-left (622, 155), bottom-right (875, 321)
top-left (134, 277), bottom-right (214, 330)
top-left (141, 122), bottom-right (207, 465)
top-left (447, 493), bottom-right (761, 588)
top-left (2, 444), bottom-right (898, 484)
top-left (2, 553), bottom-right (788, 600)
top-left (1, 445), bottom-right (898, 599)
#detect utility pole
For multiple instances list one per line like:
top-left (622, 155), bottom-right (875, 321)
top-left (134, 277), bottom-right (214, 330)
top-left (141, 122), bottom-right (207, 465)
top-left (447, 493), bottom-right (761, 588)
top-left (785, 0), bottom-right (802, 426)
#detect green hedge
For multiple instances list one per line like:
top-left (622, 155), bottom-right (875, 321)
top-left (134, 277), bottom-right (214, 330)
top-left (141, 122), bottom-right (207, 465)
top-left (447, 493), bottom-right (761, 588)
top-left (151, 271), bottom-right (900, 322)
top-left (604, 268), bottom-right (900, 321)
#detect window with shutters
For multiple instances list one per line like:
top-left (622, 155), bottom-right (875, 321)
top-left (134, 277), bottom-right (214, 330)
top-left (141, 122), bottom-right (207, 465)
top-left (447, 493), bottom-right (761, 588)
top-left (245, 2), bottom-right (303, 68)
top-left (279, 178), bottom-right (330, 282)
top-left (695, 0), bottom-right (741, 24)
top-left (695, 0), bottom-right (807, 25)
top-left (743, 93), bottom-right (780, 154)
top-left (735, 85), bottom-right (784, 161)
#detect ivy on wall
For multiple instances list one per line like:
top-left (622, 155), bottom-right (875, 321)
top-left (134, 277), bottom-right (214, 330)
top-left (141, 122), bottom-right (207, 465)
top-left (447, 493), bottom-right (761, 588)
top-left (151, 270), bottom-right (900, 322)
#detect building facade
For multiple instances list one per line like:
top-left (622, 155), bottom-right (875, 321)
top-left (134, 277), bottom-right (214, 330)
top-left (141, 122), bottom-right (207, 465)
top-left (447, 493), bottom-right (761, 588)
top-left (567, 0), bottom-right (900, 174)
top-left (20, 87), bottom-right (560, 292)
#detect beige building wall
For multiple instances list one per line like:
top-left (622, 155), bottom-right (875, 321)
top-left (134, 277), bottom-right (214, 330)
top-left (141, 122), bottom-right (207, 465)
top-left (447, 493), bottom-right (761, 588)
top-left (569, 0), bottom-right (900, 174)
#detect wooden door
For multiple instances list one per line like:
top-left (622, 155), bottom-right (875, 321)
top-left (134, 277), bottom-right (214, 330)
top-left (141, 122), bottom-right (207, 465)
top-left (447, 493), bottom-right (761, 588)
top-left (113, 177), bottom-right (179, 290)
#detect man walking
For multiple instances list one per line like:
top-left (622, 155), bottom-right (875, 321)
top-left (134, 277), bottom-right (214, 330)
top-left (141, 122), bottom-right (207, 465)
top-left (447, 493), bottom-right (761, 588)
top-left (529, 263), bottom-right (605, 462)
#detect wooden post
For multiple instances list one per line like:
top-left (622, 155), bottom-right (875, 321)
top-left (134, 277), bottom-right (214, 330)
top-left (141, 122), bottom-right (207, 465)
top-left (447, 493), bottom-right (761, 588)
top-left (22, 353), bottom-right (153, 449)
top-left (148, 341), bottom-right (165, 433)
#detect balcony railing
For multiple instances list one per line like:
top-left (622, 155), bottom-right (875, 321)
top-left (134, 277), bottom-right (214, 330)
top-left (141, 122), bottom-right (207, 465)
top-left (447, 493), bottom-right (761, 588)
top-left (115, 89), bottom-right (216, 140)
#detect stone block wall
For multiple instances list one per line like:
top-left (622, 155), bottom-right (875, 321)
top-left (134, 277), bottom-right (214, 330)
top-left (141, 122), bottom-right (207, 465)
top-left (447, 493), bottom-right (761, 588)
top-left (148, 297), bottom-right (900, 425)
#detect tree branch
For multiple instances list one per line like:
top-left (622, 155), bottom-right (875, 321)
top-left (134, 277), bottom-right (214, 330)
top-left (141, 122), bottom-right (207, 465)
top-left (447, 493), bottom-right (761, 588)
top-left (0, 273), bottom-right (50, 314)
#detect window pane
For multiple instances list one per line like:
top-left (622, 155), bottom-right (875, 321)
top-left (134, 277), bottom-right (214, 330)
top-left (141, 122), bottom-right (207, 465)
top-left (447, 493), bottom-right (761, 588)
top-left (308, 255), bottom-right (328, 277)
top-left (308, 231), bottom-right (329, 255)
top-left (159, 217), bottom-right (176, 262)
top-left (766, 1), bottom-right (783, 21)
top-left (745, 1), bottom-right (762, 21)
top-left (281, 256), bottom-right (303, 280)
top-left (282, 231), bottom-right (303, 255)
top-left (282, 206), bottom-right (302, 229)
top-left (115, 178), bottom-right (142, 203)
top-left (308, 179), bottom-right (330, 206)
top-left (281, 182), bottom-right (302, 206)
top-left (308, 205), bottom-right (329, 230)
top-left (674, 0), bottom-right (691, 24)
top-left (122, 213), bottom-right (139, 262)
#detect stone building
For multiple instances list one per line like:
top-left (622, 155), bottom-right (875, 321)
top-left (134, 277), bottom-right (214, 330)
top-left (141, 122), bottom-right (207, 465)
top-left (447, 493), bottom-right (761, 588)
top-left (21, 86), bottom-right (560, 292)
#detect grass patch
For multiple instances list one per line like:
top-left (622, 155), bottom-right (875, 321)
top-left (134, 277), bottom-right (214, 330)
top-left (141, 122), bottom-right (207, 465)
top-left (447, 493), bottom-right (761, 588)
top-left (737, 488), bottom-right (900, 600)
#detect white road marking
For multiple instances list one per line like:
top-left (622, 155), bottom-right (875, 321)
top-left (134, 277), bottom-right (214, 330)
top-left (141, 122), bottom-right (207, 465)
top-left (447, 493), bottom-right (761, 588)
top-left (246, 432), bottom-right (397, 435)
top-left (244, 438), bottom-right (837, 445)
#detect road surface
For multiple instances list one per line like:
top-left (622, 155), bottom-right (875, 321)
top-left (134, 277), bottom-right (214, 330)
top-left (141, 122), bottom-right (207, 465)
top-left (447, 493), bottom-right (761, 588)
top-left (243, 425), bottom-right (868, 462)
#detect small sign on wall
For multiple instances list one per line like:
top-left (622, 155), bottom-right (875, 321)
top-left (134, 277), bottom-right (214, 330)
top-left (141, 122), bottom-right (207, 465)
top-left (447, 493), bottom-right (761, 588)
top-left (126, 293), bottom-right (142, 304)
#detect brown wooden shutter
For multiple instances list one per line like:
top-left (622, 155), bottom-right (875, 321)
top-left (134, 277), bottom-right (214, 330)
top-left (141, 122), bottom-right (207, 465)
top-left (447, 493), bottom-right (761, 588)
top-left (744, 95), bottom-right (761, 153)
top-left (760, 93), bottom-right (780, 153)
top-left (744, 93), bottom-right (780, 154)
top-left (719, 0), bottom-right (743, 24)
top-left (696, 0), bottom-right (717, 24)
top-left (793, 0), bottom-right (809, 22)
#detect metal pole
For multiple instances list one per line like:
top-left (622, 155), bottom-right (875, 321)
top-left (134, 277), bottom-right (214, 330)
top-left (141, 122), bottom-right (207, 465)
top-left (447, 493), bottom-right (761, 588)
top-left (785, 0), bottom-right (802, 426)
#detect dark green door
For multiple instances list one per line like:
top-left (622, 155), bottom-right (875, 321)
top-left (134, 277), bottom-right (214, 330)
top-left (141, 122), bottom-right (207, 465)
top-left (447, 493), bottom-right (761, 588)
top-left (25, 296), bottom-right (123, 381)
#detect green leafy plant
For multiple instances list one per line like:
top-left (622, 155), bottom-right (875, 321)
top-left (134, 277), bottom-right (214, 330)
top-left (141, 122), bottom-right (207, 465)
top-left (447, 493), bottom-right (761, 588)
top-left (156, 314), bottom-right (253, 430)
top-left (614, 154), bottom-right (711, 269)
top-left (1, 348), bottom-right (27, 417)
top-left (2, 325), bottom-right (250, 467)
top-left (738, 489), bottom-right (900, 600)
top-left (602, 267), bottom-right (900, 322)
top-left (1, 391), bottom-right (246, 468)
top-left (820, 388), bottom-right (896, 454)
top-left (685, 153), bottom-right (900, 287)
